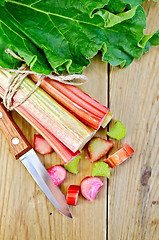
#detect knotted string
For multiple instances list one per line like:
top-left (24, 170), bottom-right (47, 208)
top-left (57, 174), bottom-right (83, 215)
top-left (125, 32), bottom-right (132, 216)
top-left (2, 63), bottom-right (45, 110)
top-left (0, 49), bottom-right (88, 111)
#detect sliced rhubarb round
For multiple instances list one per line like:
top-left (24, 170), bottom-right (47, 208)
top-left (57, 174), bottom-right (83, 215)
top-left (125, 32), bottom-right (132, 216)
top-left (47, 165), bottom-right (67, 186)
top-left (34, 134), bottom-right (53, 155)
top-left (80, 177), bottom-right (103, 201)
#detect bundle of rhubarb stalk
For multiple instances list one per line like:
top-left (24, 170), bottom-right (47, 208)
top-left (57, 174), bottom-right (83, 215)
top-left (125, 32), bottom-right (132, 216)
top-left (0, 70), bottom-right (134, 205)
top-left (0, 70), bottom-right (109, 164)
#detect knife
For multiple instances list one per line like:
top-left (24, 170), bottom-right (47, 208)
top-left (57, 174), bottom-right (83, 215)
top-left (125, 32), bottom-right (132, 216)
top-left (0, 102), bottom-right (72, 218)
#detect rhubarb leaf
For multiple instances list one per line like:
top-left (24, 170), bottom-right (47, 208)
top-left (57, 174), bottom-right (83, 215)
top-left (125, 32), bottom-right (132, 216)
top-left (0, 1), bottom-right (158, 74)
top-left (0, 0), bottom-right (5, 6)
top-left (140, 30), bottom-right (159, 52)
top-left (96, 6), bottom-right (137, 27)
top-left (0, 7), bottom-right (52, 74)
top-left (102, 6), bottom-right (147, 68)
top-left (64, 155), bottom-right (81, 174)
top-left (107, 121), bottom-right (126, 140)
top-left (92, 162), bottom-right (110, 178)
top-left (105, 0), bottom-right (146, 14)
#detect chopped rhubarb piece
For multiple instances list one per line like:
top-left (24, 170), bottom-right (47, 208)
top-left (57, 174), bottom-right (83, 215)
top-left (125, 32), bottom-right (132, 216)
top-left (80, 177), bottom-right (103, 201)
top-left (47, 165), bottom-right (67, 186)
top-left (64, 155), bottom-right (81, 174)
top-left (66, 185), bottom-right (80, 206)
top-left (34, 134), bottom-right (53, 155)
top-left (88, 137), bottom-right (114, 162)
top-left (107, 121), bottom-right (126, 140)
top-left (31, 75), bottom-right (109, 130)
top-left (92, 162), bottom-right (110, 178)
top-left (104, 144), bottom-right (134, 168)
top-left (101, 112), bottom-right (113, 128)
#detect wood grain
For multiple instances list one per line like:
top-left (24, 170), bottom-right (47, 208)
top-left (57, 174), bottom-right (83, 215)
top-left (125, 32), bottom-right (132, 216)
top-left (108, 2), bottom-right (159, 240)
top-left (0, 2), bottom-right (159, 239)
top-left (0, 55), bottom-right (108, 240)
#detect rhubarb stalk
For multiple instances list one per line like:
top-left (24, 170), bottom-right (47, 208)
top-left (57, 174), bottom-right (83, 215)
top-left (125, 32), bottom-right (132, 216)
top-left (101, 112), bottom-right (112, 128)
top-left (30, 75), bottom-right (109, 130)
top-left (0, 71), bottom-right (94, 153)
top-left (0, 85), bottom-right (80, 164)
top-left (104, 144), bottom-right (134, 168)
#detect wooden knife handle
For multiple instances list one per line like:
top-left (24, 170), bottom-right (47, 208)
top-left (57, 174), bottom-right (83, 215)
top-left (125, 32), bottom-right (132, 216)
top-left (0, 103), bottom-right (32, 159)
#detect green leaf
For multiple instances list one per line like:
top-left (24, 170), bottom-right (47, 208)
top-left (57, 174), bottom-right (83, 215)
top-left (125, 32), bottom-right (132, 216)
top-left (64, 155), bottom-right (81, 174)
top-left (0, 6), bottom-right (52, 74)
top-left (139, 30), bottom-right (159, 52)
top-left (0, 1), bottom-right (158, 74)
top-left (4, 0), bottom-right (109, 73)
top-left (102, 6), bottom-right (148, 68)
top-left (92, 162), bottom-right (110, 178)
top-left (96, 6), bottom-right (137, 28)
top-left (0, 0), bottom-right (5, 6)
top-left (105, 0), bottom-right (146, 14)
top-left (107, 121), bottom-right (126, 140)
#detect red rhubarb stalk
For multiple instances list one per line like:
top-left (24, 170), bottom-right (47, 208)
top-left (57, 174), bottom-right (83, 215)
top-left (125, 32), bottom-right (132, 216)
top-left (66, 185), bottom-right (80, 206)
top-left (104, 144), bottom-right (134, 168)
top-left (30, 75), bottom-right (109, 130)
top-left (65, 82), bottom-right (108, 113)
top-left (0, 86), bottom-right (80, 165)
top-left (0, 71), bottom-right (93, 153)
top-left (18, 105), bottom-right (80, 164)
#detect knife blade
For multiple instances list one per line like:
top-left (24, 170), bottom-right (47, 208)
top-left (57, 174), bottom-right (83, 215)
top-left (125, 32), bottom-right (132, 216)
top-left (20, 149), bottom-right (72, 218)
top-left (0, 102), bottom-right (72, 218)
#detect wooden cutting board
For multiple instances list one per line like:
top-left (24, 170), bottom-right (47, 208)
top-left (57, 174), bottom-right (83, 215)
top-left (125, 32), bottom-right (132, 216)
top-left (0, 2), bottom-right (158, 240)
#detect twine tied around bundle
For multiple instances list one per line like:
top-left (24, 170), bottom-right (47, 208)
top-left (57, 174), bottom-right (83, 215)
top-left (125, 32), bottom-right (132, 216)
top-left (0, 49), bottom-right (88, 111)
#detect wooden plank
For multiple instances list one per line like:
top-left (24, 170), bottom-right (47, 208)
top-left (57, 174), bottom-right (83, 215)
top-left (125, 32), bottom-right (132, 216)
top-left (0, 55), bottom-right (108, 239)
top-left (108, 2), bottom-right (159, 240)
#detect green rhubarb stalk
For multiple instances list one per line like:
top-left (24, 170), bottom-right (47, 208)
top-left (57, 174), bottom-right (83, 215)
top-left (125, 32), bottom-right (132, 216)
top-left (0, 71), bottom-right (94, 153)
top-left (17, 105), bottom-right (80, 164)
top-left (101, 112), bottom-right (113, 128)
top-left (0, 71), bottom-right (80, 164)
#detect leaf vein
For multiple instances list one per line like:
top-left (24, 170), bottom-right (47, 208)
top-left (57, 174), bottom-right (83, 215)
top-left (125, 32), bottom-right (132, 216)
top-left (7, 0), bottom-right (103, 30)
top-left (0, 20), bottom-right (25, 40)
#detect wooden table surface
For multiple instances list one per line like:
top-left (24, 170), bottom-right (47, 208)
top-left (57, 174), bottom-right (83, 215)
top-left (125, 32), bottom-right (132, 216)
top-left (0, 2), bottom-right (158, 240)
